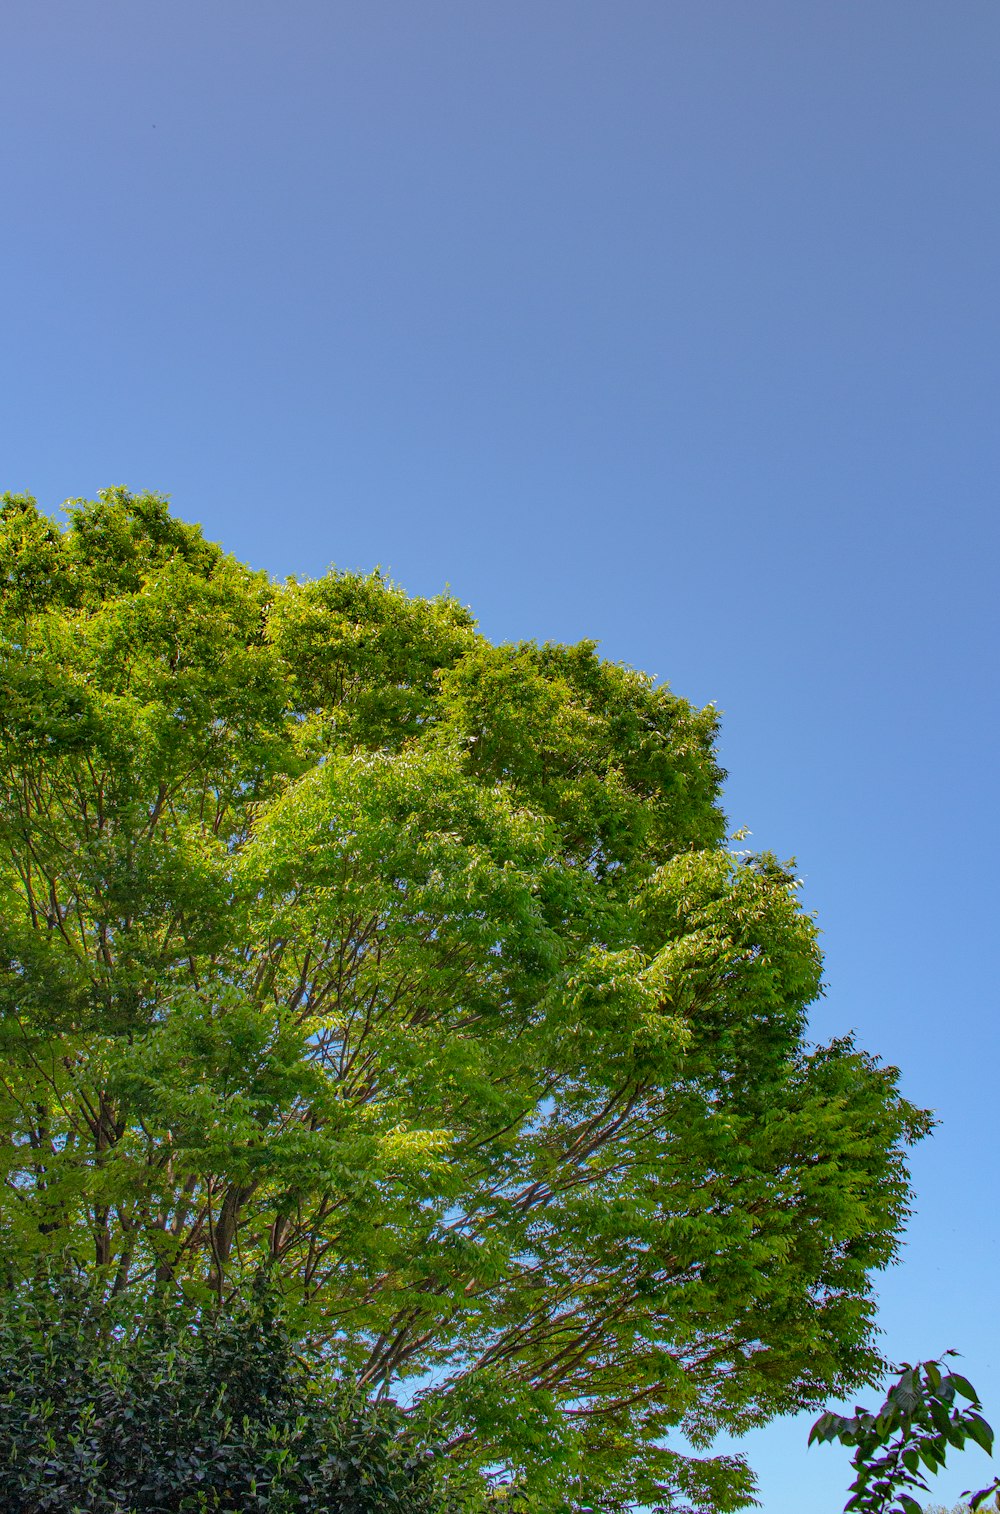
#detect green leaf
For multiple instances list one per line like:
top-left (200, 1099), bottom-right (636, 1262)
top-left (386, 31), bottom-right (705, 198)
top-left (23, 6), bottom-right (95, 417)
top-left (967, 1414), bottom-right (994, 1454)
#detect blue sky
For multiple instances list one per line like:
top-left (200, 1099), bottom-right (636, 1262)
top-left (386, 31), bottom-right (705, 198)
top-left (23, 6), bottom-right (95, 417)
top-left (3, 3), bottom-right (998, 1508)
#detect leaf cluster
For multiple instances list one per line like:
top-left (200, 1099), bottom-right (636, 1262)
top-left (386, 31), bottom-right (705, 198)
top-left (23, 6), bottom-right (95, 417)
top-left (809, 1355), bottom-right (1000, 1514)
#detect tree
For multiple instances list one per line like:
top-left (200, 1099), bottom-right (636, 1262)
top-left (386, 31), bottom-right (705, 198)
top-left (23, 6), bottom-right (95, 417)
top-left (810, 1355), bottom-right (1000, 1514)
top-left (0, 489), bottom-right (931, 1512)
top-left (924, 1504), bottom-right (1000, 1514)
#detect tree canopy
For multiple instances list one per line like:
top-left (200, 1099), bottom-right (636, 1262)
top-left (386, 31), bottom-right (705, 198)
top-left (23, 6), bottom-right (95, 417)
top-left (0, 489), bottom-right (930, 1512)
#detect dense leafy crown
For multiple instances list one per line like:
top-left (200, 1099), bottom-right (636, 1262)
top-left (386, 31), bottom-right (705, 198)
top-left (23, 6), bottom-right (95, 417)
top-left (0, 491), bottom-right (929, 1512)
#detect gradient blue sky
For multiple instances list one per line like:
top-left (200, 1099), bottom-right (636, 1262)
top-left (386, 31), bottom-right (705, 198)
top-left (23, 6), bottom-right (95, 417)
top-left (3, 4), bottom-right (998, 1509)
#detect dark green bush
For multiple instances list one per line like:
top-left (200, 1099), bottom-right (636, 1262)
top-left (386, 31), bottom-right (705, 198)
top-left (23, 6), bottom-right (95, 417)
top-left (0, 1277), bottom-right (460, 1513)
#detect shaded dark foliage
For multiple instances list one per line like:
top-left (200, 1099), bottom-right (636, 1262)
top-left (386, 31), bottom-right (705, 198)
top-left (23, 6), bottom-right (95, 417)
top-left (0, 1277), bottom-right (458, 1513)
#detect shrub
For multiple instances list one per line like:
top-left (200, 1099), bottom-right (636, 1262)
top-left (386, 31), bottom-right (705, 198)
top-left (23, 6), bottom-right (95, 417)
top-left (0, 1274), bottom-right (463, 1513)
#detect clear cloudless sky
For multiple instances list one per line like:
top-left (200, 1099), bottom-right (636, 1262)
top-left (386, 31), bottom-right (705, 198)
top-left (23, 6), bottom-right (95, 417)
top-left (2, 3), bottom-right (998, 1508)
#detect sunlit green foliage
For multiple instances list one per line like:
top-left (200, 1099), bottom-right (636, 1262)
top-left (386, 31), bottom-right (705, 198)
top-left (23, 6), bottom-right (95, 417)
top-left (923, 1504), bottom-right (1000, 1514)
top-left (0, 489), bottom-right (931, 1512)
